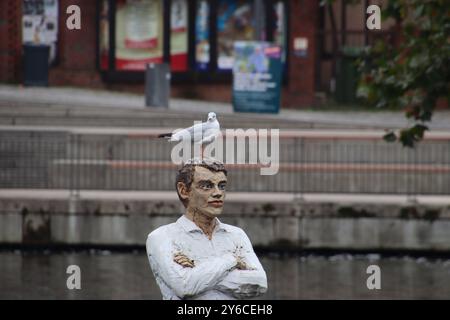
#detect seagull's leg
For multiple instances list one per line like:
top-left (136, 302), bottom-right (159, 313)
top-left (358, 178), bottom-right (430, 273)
top-left (201, 144), bottom-right (204, 159)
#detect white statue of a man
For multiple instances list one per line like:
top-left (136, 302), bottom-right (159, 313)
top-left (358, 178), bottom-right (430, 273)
top-left (146, 158), bottom-right (267, 300)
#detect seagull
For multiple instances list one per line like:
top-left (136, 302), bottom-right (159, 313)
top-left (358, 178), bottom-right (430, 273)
top-left (158, 112), bottom-right (221, 153)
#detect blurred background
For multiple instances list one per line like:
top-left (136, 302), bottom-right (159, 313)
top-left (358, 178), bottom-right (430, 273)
top-left (0, 0), bottom-right (449, 299)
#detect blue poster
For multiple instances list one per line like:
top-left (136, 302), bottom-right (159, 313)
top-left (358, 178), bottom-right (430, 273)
top-left (195, 0), bottom-right (210, 70)
top-left (232, 41), bottom-right (282, 113)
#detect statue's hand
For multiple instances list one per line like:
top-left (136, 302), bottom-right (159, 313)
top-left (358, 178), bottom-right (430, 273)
top-left (235, 255), bottom-right (248, 270)
top-left (173, 252), bottom-right (195, 268)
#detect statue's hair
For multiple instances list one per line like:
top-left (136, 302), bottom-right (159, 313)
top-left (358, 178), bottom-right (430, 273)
top-left (175, 158), bottom-right (227, 208)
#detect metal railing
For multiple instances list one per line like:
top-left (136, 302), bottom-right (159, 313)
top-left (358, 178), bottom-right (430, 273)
top-left (1, 129), bottom-right (449, 195)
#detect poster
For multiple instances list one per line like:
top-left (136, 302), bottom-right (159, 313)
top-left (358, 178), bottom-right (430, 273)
top-left (125, 0), bottom-right (159, 48)
top-left (170, 0), bottom-right (188, 72)
top-left (232, 41), bottom-right (282, 113)
top-left (22, 0), bottom-right (58, 63)
top-left (273, 1), bottom-right (286, 64)
top-left (195, 0), bottom-right (210, 70)
top-left (217, 0), bottom-right (254, 70)
top-left (22, 0), bottom-right (58, 44)
top-left (22, 15), bottom-right (41, 43)
top-left (23, 0), bottom-right (44, 43)
top-left (115, 0), bottom-right (163, 70)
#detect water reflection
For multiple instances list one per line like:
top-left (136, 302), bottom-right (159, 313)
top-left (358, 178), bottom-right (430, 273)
top-left (0, 251), bottom-right (449, 299)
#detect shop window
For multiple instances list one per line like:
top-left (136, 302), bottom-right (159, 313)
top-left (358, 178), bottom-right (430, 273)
top-left (217, 0), bottom-right (255, 71)
top-left (115, 0), bottom-right (163, 70)
top-left (99, 0), bottom-right (288, 82)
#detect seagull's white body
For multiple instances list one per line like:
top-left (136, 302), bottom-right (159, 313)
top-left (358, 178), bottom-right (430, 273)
top-left (163, 112), bottom-right (221, 145)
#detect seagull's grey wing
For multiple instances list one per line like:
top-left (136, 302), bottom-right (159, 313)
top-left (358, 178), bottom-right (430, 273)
top-left (170, 128), bottom-right (190, 142)
top-left (187, 122), bottom-right (205, 134)
top-left (201, 121), bottom-right (214, 131)
top-left (170, 122), bottom-right (206, 142)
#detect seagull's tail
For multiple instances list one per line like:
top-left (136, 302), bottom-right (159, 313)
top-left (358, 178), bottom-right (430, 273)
top-left (158, 133), bottom-right (172, 138)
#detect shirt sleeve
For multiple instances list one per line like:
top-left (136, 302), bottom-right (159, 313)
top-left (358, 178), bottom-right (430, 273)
top-left (146, 230), bottom-right (237, 299)
top-left (215, 229), bottom-right (268, 299)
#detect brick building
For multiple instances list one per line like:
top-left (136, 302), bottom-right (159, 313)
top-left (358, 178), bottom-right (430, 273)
top-left (1, 0), bottom-right (394, 108)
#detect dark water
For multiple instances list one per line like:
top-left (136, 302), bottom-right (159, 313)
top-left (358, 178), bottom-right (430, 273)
top-left (0, 251), bottom-right (449, 299)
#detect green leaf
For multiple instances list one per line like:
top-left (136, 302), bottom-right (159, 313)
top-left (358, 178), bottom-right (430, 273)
top-left (355, 0), bottom-right (449, 146)
top-left (399, 130), bottom-right (416, 148)
top-left (410, 124), bottom-right (429, 139)
top-left (414, 4), bottom-right (424, 18)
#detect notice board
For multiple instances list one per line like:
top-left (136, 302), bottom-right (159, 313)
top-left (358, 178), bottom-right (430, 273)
top-left (232, 41), bottom-right (282, 114)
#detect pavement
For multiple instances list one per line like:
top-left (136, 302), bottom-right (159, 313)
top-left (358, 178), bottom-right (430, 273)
top-left (1, 84), bottom-right (450, 130)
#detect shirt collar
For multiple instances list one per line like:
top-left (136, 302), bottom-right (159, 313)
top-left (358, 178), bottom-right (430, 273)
top-left (177, 215), bottom-right (229, 234)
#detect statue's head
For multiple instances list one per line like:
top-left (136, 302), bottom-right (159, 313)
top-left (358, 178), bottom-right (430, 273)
top-left (176, 158), bottom-right (227, 217)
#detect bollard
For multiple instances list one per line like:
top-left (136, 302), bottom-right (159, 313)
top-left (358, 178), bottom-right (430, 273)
top-left (145, 62), bottom-right (170, 108)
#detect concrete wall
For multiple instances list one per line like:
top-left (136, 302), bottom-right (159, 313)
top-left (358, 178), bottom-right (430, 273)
top-left (1, 192), bottom-right (449, 252)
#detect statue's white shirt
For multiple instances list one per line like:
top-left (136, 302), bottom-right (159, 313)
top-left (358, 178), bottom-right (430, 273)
top-left (146, 215), bottom-right (268, 300)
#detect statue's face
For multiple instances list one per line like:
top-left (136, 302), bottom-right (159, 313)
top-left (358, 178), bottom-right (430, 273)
top-left (186, 166), bottom-right (227, 218)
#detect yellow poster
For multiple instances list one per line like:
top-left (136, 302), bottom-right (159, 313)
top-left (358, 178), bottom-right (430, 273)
top-left (115, 0), bottom-right (163, 70)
